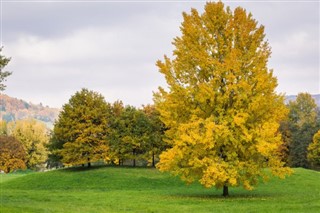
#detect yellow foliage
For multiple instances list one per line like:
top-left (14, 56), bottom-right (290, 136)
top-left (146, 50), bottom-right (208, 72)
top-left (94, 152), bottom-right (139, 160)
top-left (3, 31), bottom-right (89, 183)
top-left (155, 2), bottom-right (292, 193)
top-left (8, 119), bottom-right (49, 168)
top-left (307, 130), bottom-right (320, 167)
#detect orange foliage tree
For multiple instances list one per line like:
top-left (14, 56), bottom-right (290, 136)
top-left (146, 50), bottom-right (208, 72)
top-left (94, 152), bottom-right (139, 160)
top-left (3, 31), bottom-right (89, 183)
top-left (0, 136), bottom-right (26, 173)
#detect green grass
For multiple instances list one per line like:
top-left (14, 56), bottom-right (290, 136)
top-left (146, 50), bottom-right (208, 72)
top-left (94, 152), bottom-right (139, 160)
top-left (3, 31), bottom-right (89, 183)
top-left (1, 166), bottom-right (319, 212)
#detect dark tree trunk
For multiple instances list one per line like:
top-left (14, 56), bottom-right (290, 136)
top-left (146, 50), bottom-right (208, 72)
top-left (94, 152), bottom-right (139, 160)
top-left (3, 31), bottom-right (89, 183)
top-left (133, 149), bottom-right (136, 167)
top-left (88, 158), bottom-right (91, 168)
top-left (223, 185), bottom-right (229, 197)
top-left (152, 151), bottom-right (155, 167)
top-left (82, 164), bottom-right (85, 167)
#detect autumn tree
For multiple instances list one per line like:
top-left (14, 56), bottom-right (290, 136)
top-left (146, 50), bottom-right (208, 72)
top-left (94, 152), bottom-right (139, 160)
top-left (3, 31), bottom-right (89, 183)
top-left (286, 93), bottom-right (319, 167)
top-left (307, 130), bottom-right (320, 168)
top-left (0, 136), bottom-right (26, 173)
top-left (8, 119), bottom-right (49, 169)
top-left (0, 120), bottom-right (8, 136)
top-left (154, 2), bottom-right (292, 196)
top-left (50, 88), bottom-right (111, 167)
top-left (0, 48), bottom-right (11, 91)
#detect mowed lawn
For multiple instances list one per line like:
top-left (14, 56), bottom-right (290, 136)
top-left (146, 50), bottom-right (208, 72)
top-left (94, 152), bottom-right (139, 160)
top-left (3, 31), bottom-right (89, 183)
top-left (0, 167), bottom-right (319, 213)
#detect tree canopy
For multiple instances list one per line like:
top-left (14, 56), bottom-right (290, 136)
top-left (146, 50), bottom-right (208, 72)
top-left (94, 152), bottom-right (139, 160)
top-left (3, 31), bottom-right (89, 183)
top-left (51, 88), bottom-right (111, 167)
top-left (308, 130), bottom-right (320, 168)
top-left (286, 93), bottom-right (319, 168)
top-left (8, 119), bottom-right (49, 169)
top-left (154, 2), bottom-right (291, 196)
top-left (0, 136), bottom-right (26, 173)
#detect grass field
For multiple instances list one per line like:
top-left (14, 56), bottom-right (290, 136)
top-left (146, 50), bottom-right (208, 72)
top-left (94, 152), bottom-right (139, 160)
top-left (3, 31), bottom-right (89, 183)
top-left (0, 166), bottom-right (319, 213)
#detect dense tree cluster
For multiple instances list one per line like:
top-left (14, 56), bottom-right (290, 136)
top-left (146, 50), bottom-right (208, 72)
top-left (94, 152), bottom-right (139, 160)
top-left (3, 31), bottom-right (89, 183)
top-left (280, 93), bottom-right (320, 169)
top-left (49, 89), bottom-right (166, 168)
top-left (108, 103), bottom-right (166, 167)
top-left (0, 119), bottom-right (50, 172)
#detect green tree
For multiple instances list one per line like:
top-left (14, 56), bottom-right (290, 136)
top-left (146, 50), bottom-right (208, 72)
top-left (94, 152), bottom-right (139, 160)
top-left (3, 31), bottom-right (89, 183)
top-left (0, 136), bottom-right (26, 173)
top-left (154, 2), bottom-right (291, 196)
top-left (287, 93), bottom-right (319, 168)
top-left (109, 105), bottom-right (150, 167)
top-left (8, 119), bottom-right (49, 169)
top-left (51, 88), bottom-right (111, 167)
top-left (0, 48), bottom-right (11, 91)
top-left (142, 104), bottom-right (166, 167)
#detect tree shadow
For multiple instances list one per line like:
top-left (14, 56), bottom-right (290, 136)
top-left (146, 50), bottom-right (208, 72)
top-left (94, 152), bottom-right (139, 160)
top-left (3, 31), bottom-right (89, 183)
top-left (61, 165), bottom-right (108, 172)
top-left (171, 191), bottom-right (276, 200)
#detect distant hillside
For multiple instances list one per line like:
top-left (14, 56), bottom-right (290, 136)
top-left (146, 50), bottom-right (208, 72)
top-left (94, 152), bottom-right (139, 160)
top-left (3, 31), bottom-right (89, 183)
top-left (285, 94), bottom-right (320, 107)
top-left (0, 94), bottom-right (60, 129)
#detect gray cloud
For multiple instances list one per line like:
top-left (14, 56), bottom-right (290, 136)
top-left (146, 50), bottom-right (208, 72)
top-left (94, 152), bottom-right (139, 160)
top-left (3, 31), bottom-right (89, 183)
top-left (2, 1), bottom-right (319, 108)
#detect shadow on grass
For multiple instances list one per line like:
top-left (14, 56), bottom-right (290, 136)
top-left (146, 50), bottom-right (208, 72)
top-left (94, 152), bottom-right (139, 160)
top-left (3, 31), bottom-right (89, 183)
top-left (171, 191), bottom-right (277, 200)
top-left (61, 165), bottom-right (108, 172)
top-left (61, 164), bottom-right (157, 172)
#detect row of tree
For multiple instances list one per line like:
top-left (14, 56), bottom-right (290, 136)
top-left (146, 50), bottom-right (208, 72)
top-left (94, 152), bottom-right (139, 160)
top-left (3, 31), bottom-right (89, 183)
top-left (47, 89), bottom-right (319, 170)
top-left (2, 89), bottom-right (318, 173)
top-left (48, 89), bottom-right (166, 168)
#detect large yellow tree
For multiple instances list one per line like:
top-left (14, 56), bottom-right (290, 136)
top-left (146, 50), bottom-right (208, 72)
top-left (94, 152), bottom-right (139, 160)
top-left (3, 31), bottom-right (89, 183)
top-left (154, 2), bottom-right (292, 196)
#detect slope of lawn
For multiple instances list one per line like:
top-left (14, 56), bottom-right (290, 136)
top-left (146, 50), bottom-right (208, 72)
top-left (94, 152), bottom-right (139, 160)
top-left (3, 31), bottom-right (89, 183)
top-left (0, 166), bottom-right (319, 213)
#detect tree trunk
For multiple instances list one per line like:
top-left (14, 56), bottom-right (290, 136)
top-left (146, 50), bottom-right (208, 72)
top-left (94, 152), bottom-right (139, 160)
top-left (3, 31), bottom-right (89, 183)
top-left (133, 149), bottom-right (136, 167)
top-left (88, 158), bottom-right (91, 168)
top-left (152, 151), bottom-right (155, 167)
top-left (223, 185), bottom-right (229, 197)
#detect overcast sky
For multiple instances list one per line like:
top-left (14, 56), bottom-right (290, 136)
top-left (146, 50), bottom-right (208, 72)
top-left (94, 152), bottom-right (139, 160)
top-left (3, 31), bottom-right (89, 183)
top-left (1, 0), bottom-right (319, 108)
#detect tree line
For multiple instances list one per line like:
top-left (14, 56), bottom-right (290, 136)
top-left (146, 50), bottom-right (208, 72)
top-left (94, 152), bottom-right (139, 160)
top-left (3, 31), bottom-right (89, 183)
top-left (1, 89), bottom-right (319, 173)
top-left (48, 89), bottom-right (166, 168)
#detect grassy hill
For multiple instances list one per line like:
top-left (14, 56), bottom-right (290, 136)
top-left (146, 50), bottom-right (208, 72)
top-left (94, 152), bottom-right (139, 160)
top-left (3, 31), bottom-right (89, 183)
top-left (0, 167), bottom-right (319, 213)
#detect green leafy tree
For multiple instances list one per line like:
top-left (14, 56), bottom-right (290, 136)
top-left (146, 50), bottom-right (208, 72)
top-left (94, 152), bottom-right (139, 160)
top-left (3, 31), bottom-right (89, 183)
top-left (142, 104), bottom-right (166, 167)
top-left (0, 136), bottom-right (27, 173)
top-left (287, 93), bottom-right (319, 168)
top-left (109, 105), bottom-right (150, 167)
top-left (307, 130), bottom-right (320, 168)
top-left (51, 89), bottom-right (111, 167)
top-left (8, 119), bottom-right (49, 169)
top-left (0, 48), bottom-right (11, 91)
top-left (154, 2), bottom-right (291, 196)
